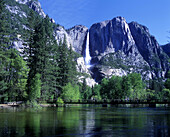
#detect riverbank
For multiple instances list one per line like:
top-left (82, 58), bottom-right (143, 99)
top-left (0, 104), bottom-right (12, 108)
top-left (0, 103), bottom-right (60, 108)
top-left (0, 103), bottom-right (169, 109)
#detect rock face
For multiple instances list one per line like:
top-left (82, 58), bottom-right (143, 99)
top-left (89, 17), bottom-right (155, 82)
top-left (54, 25), bottom-right (88, 55)
top-left (67, 25), bottom-right (88, 55)
top-left (129, 22), bottom-right (169, 77)
top-left (15, 0), bottom-right (46, 17)
top-left (162, 44), bottom-right (170, 57)
top-left (89, 17), bottom-right (135, 57)
top-left (76, 57), bottom-right (97, 87)
top-left (76, 57), bottom-right (90, 74)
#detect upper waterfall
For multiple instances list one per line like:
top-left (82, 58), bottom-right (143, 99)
top-left (85, 31), bottom-right (91, 68)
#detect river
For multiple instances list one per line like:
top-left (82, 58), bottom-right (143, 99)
top-left (0, 105), bottom-right (170, 137)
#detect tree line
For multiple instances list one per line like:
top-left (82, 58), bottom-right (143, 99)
top-left (92, 72), bottom-right (170, 101)
top-left (0, 0), bottom-right (170, 104)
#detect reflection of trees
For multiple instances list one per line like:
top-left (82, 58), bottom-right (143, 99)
top-left (0, 108), bottom-right (27, 136)
top-left (0, 107), bottom-right (170, 136)
top-left (39, 107), bottom-right (81, 136)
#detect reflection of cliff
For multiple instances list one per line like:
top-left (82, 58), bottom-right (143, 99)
top-left (82, 108), bottom-right (96, 136)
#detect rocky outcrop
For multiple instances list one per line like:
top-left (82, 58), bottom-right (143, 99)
top-left (162, 44), bottom-right (170, 57)
top-left (129, 22), bottom-right (170, 77)
top-left (76, 57), bottom-right (90, 74)
top-left (6, 5), bottom-right (27, 18)
top-left (67, 25), bottom-right (88, 55)
top-left (15, 0), bottom-right (46, 17)
top-left (76, 57), bottom-right (97, 87)
top-left (54, 26), bottom-right (72, 48)
top-left (54, 25), bottom-right (88, 55)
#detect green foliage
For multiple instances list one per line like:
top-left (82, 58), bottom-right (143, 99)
top-left (128, 73), bottom-right (144, 99)
top-left (82, 87), bottom-right (92, 100)
top-left (0, 0), bottom-right (10, 95)
top-left (56, 97), bottom-right (64, 104)
top-left (25, 100), bottom-right (41, 109)
top-left (8, 49), bottom-right (28, 100)
top-left (161, 89), bottom-right (170, 101)
top-left (61, 83), bottom-right (80, 101)
top-left (165, 78), bottom-right (170, 89)
top-left (29, 73), bottom-right (41, 101)
top-left (92, 84), bottom-right (101, 100)
top-left (98, 73), bottom-right (145, 100)
top-left (100, 76), bottom-right (124, 99)
top-left (149, 79), bottom-right (164, 93)
top-left (146, 89), bottom-right (157, 100)
top-left (99, 53), bottom-right (129, 70)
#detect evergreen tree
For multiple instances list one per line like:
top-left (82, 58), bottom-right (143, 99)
top-left (61, 82), bottom-right (80, 102)
top-left (122, 75), bottom-right (131, 98)
top-left (93, 84), bottom-right (101, 100)
top-left (29, 73), bottom-right (41, 101)
top-left (128, 73), bottom-right (143, 99)
top-left (0, 0), bottom-right (12, 99)
top-left (22, 9), bottom-right (40, 60)
top-left (7, 49), bottom-right (28, 101)
top-left (26, 15), bottom-right (60, 100)
top-left (164, 71), bottom-right (170, 90)
top-left (82, 78), bottom-right (87, 92)
top-left (67, 46), bottom-right (78, 85)
top-left (48, 41), bottom-right (61, 99)
top-left (58, 36), bottom-right (69, 87)
top-left (24, 10), bottom-right (42, 99)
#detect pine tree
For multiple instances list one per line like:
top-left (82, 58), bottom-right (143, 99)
top-left (42, 15), bottom-right (60, 99)
top-left (7, 49), bottom-right (28, 101)
top-left (29, 73), bottom-right (41, 101)
top-left (48, 41), bottom-right (61, 99)
top-left (26, 15), bottom-right (60, 100)
top-left (67, 46), bottom-right (78, 85)
top-left (58, 36), bottom-right (69, 87)
top-left (0, 0), bottom-right (11, 98)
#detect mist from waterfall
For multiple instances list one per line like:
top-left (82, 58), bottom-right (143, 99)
top-left (85, 31), bottom-right (91, 68)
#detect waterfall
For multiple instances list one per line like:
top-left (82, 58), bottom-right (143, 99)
top-left (85, 32), bottom-right (91, 68)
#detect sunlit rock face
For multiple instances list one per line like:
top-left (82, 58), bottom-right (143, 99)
top-left (67, 25), bottom-right (88, 55)
top-left (89, 17), bottom-right (136, 57)
top-left (76, 57), bottom-right (97, 87)
top-left (54, 25), bottom-right (88, 55)
top-left (15, 0), bottom-right (46, 17)
top-left (76, 57), bottom-right (90, 74)
top-left (89, 17), bottom-right (154, 82)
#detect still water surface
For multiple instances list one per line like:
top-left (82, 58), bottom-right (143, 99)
top-left (0, 105), bottom-right (170, 137)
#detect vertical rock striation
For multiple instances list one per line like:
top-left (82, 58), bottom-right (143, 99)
top-left (129, 22), bottom-right (169, 77)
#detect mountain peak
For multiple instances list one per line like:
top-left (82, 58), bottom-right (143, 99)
top-left (15, 0), bottom-right (46, 17)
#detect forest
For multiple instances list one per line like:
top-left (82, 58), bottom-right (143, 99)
top-left (0, 0), bottom-right (170, 105)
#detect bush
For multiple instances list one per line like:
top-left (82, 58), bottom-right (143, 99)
top-left (61, 83), bottom-right (80, 102)
top-left (56, 97), bottom-right (64, 104)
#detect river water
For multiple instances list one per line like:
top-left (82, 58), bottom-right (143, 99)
top-left (0, 105), bottom-right (170, 137)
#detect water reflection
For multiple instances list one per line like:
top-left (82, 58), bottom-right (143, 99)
top-left (0, 106), bottom-right (170, 136)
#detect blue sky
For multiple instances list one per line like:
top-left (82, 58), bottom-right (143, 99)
top-left (39, 0), bottom-right (170, 45)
